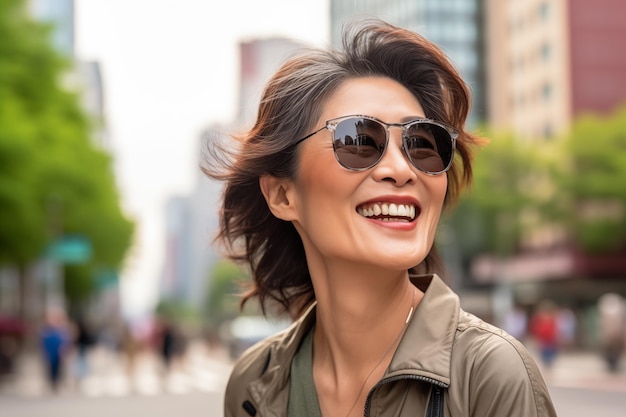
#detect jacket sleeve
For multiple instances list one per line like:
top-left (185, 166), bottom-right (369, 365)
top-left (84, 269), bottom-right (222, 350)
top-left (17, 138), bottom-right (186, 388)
top-left (467, 333), bottom-right (558, 417)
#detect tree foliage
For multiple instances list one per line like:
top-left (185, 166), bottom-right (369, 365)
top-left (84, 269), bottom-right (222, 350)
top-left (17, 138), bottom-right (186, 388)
top-left (558, 106), bottom-right (626, 252)
top-left (204, 260), bottom-right (246, 326)
top-left (445, 106), bottom-right (626, 266)
top-left (0, 0), bottom-right (134, 310)
top-left (446, 129), bottom-right (547, 257)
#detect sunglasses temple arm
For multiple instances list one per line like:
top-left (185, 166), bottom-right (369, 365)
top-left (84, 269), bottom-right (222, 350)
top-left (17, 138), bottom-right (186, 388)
top-left (293, 126), bottom-right (328, 147)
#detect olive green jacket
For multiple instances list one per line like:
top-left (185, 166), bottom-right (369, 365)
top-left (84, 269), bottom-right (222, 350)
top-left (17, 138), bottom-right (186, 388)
top-left (224, 274), bottom-right (557, 417)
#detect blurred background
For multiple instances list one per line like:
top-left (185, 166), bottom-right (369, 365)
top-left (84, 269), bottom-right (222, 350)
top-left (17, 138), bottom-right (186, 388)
top-left (1, 0), bottom-right (625, 416)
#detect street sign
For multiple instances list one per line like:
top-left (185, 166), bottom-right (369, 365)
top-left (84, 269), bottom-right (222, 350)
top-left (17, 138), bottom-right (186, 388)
top-left (46, 236), bottom-right (92, 264)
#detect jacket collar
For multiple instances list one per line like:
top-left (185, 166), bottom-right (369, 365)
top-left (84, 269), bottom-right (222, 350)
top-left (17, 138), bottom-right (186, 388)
top-left (246, 274), bottom-right (458, 413)
top-left (385, 274), bottom-right (459, 387)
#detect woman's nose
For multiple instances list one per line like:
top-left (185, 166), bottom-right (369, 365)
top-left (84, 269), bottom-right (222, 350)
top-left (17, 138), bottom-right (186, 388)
top-left (371, 131), bottom-right (417, 186)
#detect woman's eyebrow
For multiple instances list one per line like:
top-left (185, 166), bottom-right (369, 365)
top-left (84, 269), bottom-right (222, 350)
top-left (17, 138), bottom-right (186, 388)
top-left (400, 115), bottom-right (427, 122)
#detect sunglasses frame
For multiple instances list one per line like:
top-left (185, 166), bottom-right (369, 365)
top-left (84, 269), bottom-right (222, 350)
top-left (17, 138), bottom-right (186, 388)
top-left (294, 114), bottom-right (459, 175)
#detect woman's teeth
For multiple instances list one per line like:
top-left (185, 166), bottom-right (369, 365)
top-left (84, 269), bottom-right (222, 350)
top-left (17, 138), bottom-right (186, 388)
top-left (357, 202), bottom-right (417, 221)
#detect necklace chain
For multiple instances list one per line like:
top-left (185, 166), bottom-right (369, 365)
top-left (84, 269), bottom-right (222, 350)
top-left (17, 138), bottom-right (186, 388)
top-left (343, 288), bottom-right (417, 417)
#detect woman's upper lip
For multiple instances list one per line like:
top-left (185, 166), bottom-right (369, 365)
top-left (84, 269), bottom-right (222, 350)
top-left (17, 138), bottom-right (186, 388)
top-left (357, 195), bottom-right (421, 208)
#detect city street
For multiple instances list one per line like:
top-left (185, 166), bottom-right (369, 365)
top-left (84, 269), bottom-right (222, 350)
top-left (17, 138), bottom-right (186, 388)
top-left (0, 391), bottom-right (223, 417)
top-left (2, 385), bottom-right (625, 417)
top-left (550, 387), bottom-right (625, 417)
top-left (1, 342), bottom-right (626, 417)
top-left (0, 341), bottom-right (231, 417)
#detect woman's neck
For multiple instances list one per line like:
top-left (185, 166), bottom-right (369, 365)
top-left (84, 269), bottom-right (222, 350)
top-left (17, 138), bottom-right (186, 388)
top-left (312, 272), bottom-right (418, 363)
top-left (310, 268), bottom-right (422, 417)
top-left (316, 261), bottom-right (421, 351)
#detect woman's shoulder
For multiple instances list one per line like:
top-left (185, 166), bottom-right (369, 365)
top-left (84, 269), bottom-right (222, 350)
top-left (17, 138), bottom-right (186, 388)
top-left (454, 309), bottom-right (535, 369)
top-left (450, 310), bottom-right (556, 416)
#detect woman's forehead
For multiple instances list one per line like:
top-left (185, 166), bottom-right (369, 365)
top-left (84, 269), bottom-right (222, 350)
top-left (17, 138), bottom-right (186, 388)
top-left (318, 77), bottom-right (425, 122)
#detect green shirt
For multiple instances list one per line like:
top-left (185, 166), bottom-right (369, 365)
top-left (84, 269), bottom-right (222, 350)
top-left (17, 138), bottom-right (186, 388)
top-left (287, 327), bottom-right (322, 417)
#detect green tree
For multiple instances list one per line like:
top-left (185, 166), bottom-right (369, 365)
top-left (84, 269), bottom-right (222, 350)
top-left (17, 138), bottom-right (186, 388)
top-left (446, 129), bottom-right (546, 257)
top-left (0, 0), bottom-right (133, 318)
top-left (559, 106), bottom-right (626, 252)
top-left (204, 259), bottom-right (246, 327)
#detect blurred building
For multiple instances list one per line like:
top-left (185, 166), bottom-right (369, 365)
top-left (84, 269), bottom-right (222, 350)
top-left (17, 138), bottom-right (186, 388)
top-left (330, 0), bottom-right (487, 126)
top-left (30, 0), bottom-right (109, 149)
top-left (238, 37), bottom-right (311, 124)
top-left (160, 168), bottom-right (221, 310)
top-left (159, 38), bottom-right (308, 314)
top-left (30, 0), bottom-right (75, 55)
top-left (162, 197), bottom-right (192, 301)
top-left (486, 0), bottom-right (626, 139)
top-left (73, 60), bottom-right (110, 149)
top-left (481, 1), bottom-right (626, 279)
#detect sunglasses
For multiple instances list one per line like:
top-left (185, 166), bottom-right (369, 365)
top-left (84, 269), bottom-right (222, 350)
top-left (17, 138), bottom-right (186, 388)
top-left (294, 115), bottom-right (458, 175)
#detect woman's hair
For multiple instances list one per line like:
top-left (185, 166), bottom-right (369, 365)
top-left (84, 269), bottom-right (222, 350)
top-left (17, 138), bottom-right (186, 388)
top-left (202, 18), bottom-right (484, 318)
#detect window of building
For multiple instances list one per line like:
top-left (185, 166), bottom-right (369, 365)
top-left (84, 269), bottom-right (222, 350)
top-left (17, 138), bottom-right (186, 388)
top-left (541, 43), bottom-right (551, 62)
top-left (542, 82), bottom-right (552, 101)
top-left (539, 1), bottom-right (550, 20)
top-left (543, 123), bottom-right (554, 139)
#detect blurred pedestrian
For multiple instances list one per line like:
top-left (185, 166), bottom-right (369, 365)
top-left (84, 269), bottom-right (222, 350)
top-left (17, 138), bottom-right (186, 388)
top-left (72, 317), bottom-right (95, 381)
top-left (204, 18), bottom-right (556, 417)
top-left (530, 300), bottom-right (560, 369)
top-left (39, 308), bottom-right (70, 392)
top-left (504, 306), bottom-right (529, 342)
top-left (557, 307), bottom-right (577, 350)
top-left (156, 318), bottom-right (186, 374)
top-left (598, 292), bottom-right (625, 372)
top-left (0, 314), bottom-right (25, 378)
top-left (121, 322), bottom-right (140, 380)
top-left (159, 320), bottom-right (176, 372)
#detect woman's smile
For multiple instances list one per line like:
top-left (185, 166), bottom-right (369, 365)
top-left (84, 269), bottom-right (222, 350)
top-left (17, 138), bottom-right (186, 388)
top-left (356, 201), bottom-right (420, 222)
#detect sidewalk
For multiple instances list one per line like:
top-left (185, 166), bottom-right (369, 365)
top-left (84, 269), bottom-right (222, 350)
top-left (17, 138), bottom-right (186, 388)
top-left (2, 344), bottom-right (625, 397)
top-left (535, 350), bottom-right (626, 392)
top-left (0, 341), bottom-right (233, 398)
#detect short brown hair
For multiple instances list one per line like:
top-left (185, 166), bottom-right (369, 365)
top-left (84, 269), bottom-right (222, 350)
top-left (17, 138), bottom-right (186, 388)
top-left (202, 18), bottom-right (484, 318)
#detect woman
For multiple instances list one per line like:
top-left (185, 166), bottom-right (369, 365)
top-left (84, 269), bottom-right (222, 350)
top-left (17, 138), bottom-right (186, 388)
top-left (204, 19), bottom-right (557, 417)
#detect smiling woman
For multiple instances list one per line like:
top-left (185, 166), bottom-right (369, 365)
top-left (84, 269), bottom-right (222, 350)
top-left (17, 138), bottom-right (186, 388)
top-left (203, 18), bottom-right (557, 417)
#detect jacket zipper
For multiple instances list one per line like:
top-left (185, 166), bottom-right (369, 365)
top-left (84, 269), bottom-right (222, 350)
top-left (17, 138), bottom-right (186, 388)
top-left (364, 374), bottom-right (448, 417)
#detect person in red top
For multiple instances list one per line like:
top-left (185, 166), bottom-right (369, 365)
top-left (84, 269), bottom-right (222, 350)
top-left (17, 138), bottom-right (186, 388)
top-left (530, 300), bottom-right (559, 369)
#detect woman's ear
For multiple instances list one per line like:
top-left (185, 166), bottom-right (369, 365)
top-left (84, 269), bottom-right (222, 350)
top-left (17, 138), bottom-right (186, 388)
top-left (259, 175), bottom-right (298, 221)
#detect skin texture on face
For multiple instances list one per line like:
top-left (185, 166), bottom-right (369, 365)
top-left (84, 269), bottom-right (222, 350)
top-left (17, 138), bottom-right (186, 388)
top-left (264, 76), bottom-right (448, 277)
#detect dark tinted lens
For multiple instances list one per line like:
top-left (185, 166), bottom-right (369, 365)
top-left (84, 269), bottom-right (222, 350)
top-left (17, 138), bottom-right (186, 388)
top-left (332, 118), bottom-right (387, 170)
top-left (404, 122), bottom-right (453, 173)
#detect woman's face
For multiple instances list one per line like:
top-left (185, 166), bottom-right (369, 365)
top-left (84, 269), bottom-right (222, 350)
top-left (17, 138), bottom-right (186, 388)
top-left (290, 76), bottom-right (448, 271)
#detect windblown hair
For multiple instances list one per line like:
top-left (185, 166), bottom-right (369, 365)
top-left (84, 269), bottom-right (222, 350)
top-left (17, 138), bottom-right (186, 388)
top-left (202, 18), bottom-right (484, 318)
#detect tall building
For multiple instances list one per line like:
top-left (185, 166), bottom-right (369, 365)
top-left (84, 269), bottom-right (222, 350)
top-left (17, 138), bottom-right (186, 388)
top-left (30, 0), bottom-right (75, 56)
top-left (160, 152), bottom-right (223, 310)
top-left (486, 0), bottom-right (626, 139)
top-left (160, 37), bottom-right (310, 311)
top-left (161, 197), bottom-right (192, 301)
top-left (238, 37), bottom-right (311, 124)
top-left (30, 0), bottom-right (109, 149)
top-left (330, 0), bottom-right (486, 125)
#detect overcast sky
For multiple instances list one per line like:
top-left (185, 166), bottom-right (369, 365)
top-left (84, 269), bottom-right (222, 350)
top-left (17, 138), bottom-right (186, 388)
top-left (75, 0), bottom-right (330, 318)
